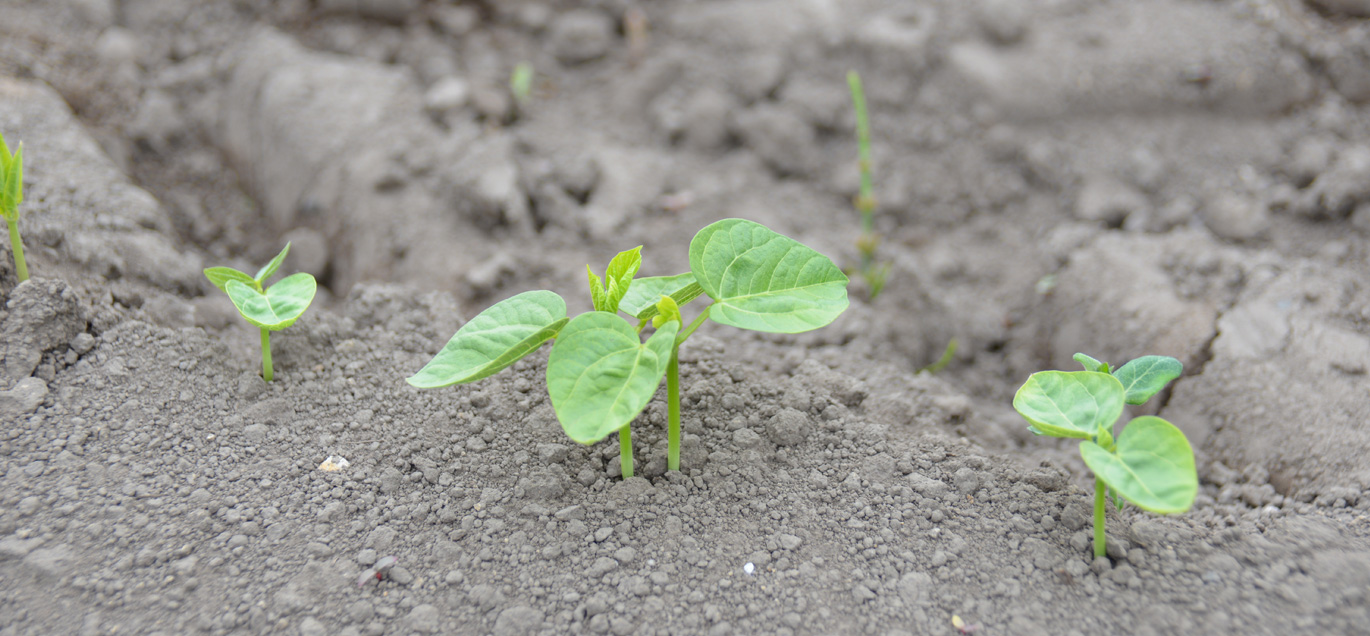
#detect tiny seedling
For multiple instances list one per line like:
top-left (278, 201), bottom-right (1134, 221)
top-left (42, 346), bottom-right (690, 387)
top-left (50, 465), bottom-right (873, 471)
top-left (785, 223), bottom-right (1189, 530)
top-left (204, 243), bottom-right (317, 382)
top-left (846, 71), bottom-right (890, 299)
top-left (0, 133), bottom-right (29, 282)
top-left (408, 219), bottom-right (849, 478)
top-left (1013, 353), bottom-right (1196, 558)
top-left (510, 62), bottom-right (534, 106)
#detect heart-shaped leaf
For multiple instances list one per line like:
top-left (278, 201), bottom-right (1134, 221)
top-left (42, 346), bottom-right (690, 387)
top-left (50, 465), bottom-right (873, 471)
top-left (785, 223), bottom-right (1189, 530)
top-left (1112, 356), bottom-right (1183, 405)
top-left (1079, 416), bottom-right (1197, 514)
top-left (619, 273), bottom-right (704, 320)
top-left (225, 273), bottom-right (317, 331)
top-left (689, 218), bottom-right (849, 333)
top-left (255, 242), bottom-right (292, 283)
top-left (1073, 352), bottom-right (1108, 373)
top-left (1012, 371), bottom-right (1125, 439)
top-left (407, 290), bottom-right (568, 389)
top-left (547, 312), bottom-right (679, 444)
top-left (205, 267), bottom-right (257, 293)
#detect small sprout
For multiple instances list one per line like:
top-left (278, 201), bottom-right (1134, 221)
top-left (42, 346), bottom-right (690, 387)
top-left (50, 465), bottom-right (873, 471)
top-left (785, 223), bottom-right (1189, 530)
top-left (408, 219), bottom-right (849, 478)
top-left (952, 615), bottom-right (981, 634)
top-left (846, 71), bottom-right (891, 299)
top-left (0, 133), bottom-right (29, 281)
top-left (356, 556), bottom-right (399, 588)
top-left (510, 62), bottom-right (534, 106)
top-left (1013, 353), bottom-right (1196, 558)
top-left (918, 337), bottom-right (959, 374)
top-left (318, 456), bottom-right (350, 472)
top-left (204, 243), bottom-right (318, 382)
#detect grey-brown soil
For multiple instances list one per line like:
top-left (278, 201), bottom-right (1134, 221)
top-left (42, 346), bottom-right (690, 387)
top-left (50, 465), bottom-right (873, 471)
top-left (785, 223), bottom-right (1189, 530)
top-left (2, 1), bottom-right (1370, 634)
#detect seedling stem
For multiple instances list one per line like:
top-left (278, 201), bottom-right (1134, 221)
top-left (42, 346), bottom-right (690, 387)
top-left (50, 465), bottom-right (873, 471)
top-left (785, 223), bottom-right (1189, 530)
top-left (260, 328), bottom-right (274, 382)
top-left (846, 71), bottom-right (889, 298)
top-left (6, 216), bottom-right (26, 282)
top-left (618, 427), bottom-right (634, 479)
top-left (1093, 478), bottom-right (1107, 558)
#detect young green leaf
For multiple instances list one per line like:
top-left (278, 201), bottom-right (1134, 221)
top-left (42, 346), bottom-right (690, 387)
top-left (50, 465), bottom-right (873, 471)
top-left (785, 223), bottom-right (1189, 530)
top-left (619, 273), bottom-right (704, 321)
top-left (546, 312), bottom-right (679, 444)
top-left (652, 294), bottom-right (681, 328)
top-left (1079, 416), bottom-right (1197, 514)
top-left (407, 290), bottom-right (568, 389)
top-left (254, 242), bottom-right (292, 284)
top-left (1073, 352), bottom-right (1108, 373)
top-left (0, 133), bottom-right (11, 168)
top-left (204, 267), bottom-right (257, 293)
top-left (1112, 356), bottom-right (1183, 405)
top-left (1012, 371), bottom-right (1125, 439)
top-left (603, 246), bottom-right (643, 312)
top-left (3, 143), bottom-right (22, 216)
top-left (587, 266), bottom-right (608, 312)
top-left (225, 273), bottom-right (317, 330)
top-left (689, 218), bottom-right (849, 333)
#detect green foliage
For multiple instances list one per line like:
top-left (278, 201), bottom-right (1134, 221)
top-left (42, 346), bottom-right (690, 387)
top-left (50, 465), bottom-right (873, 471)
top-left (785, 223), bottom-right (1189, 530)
top-left (407, 291), bottom-right (568, 389)
top-left (689, 219), bottom-right (849, 333)
top-left (1, 132), bottom-right (29, 282)
top-left (845, 70), bottom-right (890, 299)
top-left (1013, 353), bottom-right (1195, 557)
top-left (204, 243), bottom-right (318, 381)
top-left (1112, 356), bottom-right (1184, 405)
top-left (1079, 416), bottom-right (1197, 514)
top-left (510, 62), bottom-right (534, 105)
top-left (0, 136), bottom-right (21, 219)
top-left (225, 274), bottom-right (317, 330)
top-left (408, 218), bottom-right (849, 478)
top-left (547, 313), bottom-right (678, 444)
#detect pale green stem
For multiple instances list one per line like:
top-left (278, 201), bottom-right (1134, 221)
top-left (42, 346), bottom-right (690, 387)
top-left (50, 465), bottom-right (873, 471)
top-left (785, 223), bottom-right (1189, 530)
top-left (618, 427), bottom-right (634, 479)
top-left (674, 304), bottom-right (712, 347)
top-left (1094, 477), bottom-right (1107, 558)
top-left (7, 216), bottom-right (27, 282)
top-left (665, 304), bottom-right (712, 471)
top-left (260, 328), bottom-right (274, 382)
top-left (848, 70), bottom-right (876, 271)
top-left (667, 348), bottom-right (681, 472)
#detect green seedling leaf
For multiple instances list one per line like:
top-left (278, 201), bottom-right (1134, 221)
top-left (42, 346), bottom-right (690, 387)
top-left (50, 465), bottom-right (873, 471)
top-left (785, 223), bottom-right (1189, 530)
top-left (652, 294), bottom-right (681, 328)
top-left (1112, 355), bottom-right (1183, 405)
top-left (407, 290), bottom-right (568, 388)
top-left (0, 133), bottom-right (11, 168)
top-left (587, 267), bottom-right (608, 312)
top-left (619, 273), bottom-right (704, 320)
top-left (1079, 416), bottom-right (1197, 514)
top-left (689, 218), bottom-right (849, 333)
top-left (225, 273), bottom-right (317, 330)
top-left (1013, 371), bottom-right (1125, 439)
top-left (1073, 352), bottom-right (1108, 373)
top-left (2, 143), bottom-right (21, 217)
top-left (204, 267), bottom-right (257, 293)
top-left (547, 312), bottom-right (679, 444)
top-left (254, 242), bottom-right (292, 283)
top-left (592, 246), bottom-right (642, 314)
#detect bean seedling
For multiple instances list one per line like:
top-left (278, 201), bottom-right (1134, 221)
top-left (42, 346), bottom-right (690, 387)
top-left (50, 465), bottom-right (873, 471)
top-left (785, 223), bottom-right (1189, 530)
top-left (408, 218), bottom-right (849, 478)
top-left (846, 71), bottom-right (890, 299)
top-left (1013, 353), bottom-right (1196, 558)
top-left (0, 133), bottom-right (29, 282)
top-left (204, 243), bottom-right (317, 382)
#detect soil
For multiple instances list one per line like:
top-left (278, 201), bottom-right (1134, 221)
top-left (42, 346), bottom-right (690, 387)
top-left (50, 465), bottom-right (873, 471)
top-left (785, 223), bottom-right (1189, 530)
top-left (2, 0), bottom-right (1370, 634)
